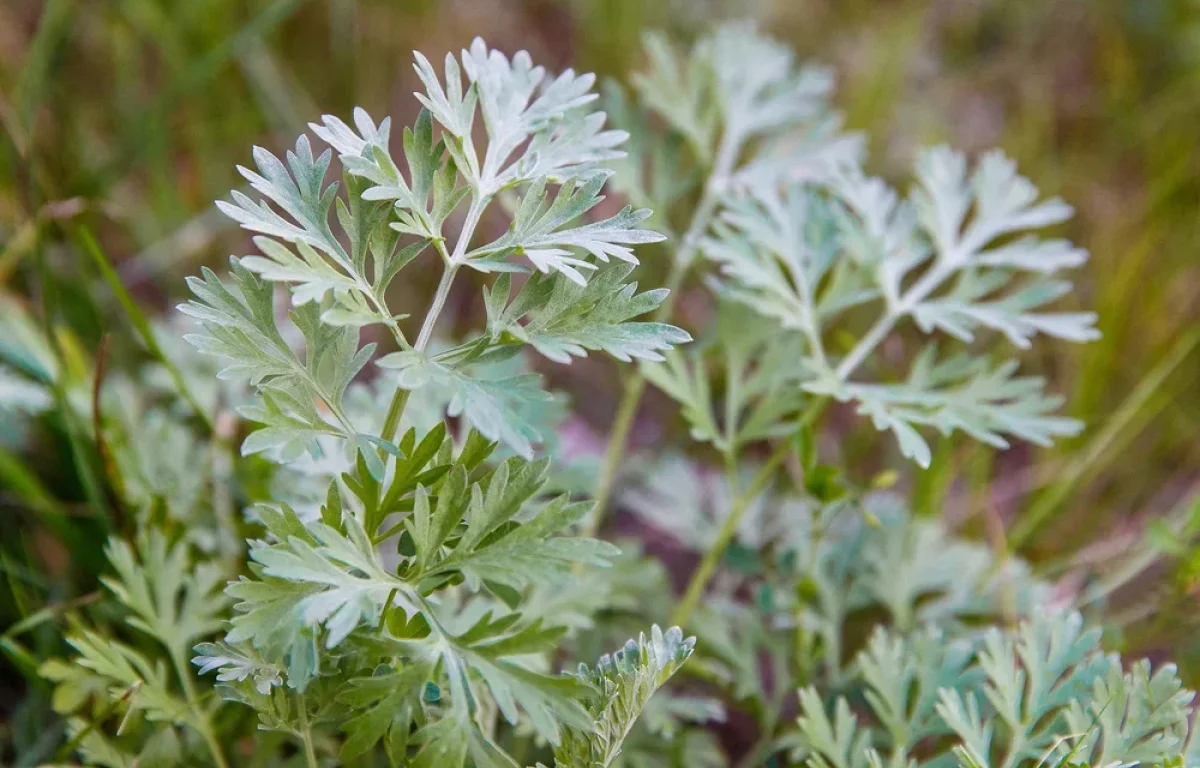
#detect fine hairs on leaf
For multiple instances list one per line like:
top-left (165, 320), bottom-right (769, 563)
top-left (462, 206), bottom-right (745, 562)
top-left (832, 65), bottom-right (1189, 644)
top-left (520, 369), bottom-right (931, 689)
top-left (548, 625), bottom-right (697, 768)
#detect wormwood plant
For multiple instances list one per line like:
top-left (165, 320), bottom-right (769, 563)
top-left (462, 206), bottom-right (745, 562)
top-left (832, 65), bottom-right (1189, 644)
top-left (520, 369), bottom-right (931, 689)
top-left (36, 38), bottom-right (694, 768)
top-left (16, 22), bottom-right (1199, 768)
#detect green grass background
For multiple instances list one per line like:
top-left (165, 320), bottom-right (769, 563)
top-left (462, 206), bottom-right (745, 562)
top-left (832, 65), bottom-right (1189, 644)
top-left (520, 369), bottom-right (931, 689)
top-left (2, 0), bottom-right (1200, 756)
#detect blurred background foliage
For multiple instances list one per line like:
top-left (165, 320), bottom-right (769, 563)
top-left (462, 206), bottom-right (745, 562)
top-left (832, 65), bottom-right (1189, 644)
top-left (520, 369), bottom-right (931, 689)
top-left (2, 0), bottom-right (1200, 757)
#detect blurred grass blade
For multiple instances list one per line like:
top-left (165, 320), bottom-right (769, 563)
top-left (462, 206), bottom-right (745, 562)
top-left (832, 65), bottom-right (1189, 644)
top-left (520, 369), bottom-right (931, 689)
top-left (77, 225), bottom-right (214, 431)
top-left (3, 591), bottom-right (101, 640)
top-left (1010, 325), bottom-right (1200, 550)
top-left (76, 0), bottom-right (306, 192)
top-left (0, 444), bottom-right (65, 521)
top-left (11, 0), bottom-right (75, 140)
top-left (0, 636), bottom-right (44, 688)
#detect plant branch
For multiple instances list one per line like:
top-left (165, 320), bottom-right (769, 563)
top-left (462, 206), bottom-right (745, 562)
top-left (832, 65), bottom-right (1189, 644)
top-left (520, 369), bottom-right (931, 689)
top-left (587, 130), bottom-right (742, 536)
top-left (380, 194), bottom-right (487, 443)
top-left (583, 373), bottom-right (646, 538)
top-left (416, 260), bottom-right (460, 352)
top-left (169, 644), bottom-right (229, 768)
top-left (297, 691), bottom-right (319, 768)
top-left (670, 437), bottom-right (791, 628)
top-left (834, 257), bottom-right (957, 381)
top-left (672, 398), bottom-right (825, 628)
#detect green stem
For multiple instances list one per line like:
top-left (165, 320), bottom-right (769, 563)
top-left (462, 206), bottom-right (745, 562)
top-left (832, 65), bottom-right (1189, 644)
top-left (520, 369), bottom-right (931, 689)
top-left (834, 311), bottom-right (897, 381)
top-left (379, 194), bottom-right (485, 443)
top-left (671, 398), bottom-right (825, 628)
top-left (723, 445), bottom-right (740, 498)
top-left (415, 260), bottom-right (460, 352)
top-left (583, 373), bottom-right (645, 538)
top-left (835, 258), bottom-right (956, 381)
top-left (211, 412), bottom-right (240, 564)
top-left (379, 388), bottom-right (410, 446)
top-left (587, 131), bottom-right (741, 535)
top-left (377, 258), bottom-right (457, 444)
top-left (670, 437), bottom-right (792, 628)
top-left (298, 692), bottom-right (319, 768)
top-left (169, 645), bottom-right (229, 768)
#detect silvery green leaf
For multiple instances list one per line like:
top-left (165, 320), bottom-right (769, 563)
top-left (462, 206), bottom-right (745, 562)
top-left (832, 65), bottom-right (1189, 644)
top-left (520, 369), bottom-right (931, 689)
top-left (552, 625), bottom-right (697, 768)
top-left (630, 22), bottom-right (858, 193)
top-left (601, 80), bottom-right (699, 238)
top-left (730, 116), bottom-right (864, 191)
top-left (64, 719), bottom-right (138, 768)
top-left (833, 146), bottom-right (1097, 341)
top-left (106, 408), bottom-right (208, 534)
top-left (911, 272), bottom-right (1098, 349)
top-left (412, 49), bottom-right (478, 144)
top-left (403, 454), bottom-right (618, 598)
top-left (218, 136), bottom-right (346, 266)
top-left (102, 532), bottom-right (227, 654)
top-left (180, 261), bottom-right (394, 475)
top-left (377, 350), bottom-right (551, 458)
top-left (192, 642), bottom-right (283, 695)
top-left (793, 687), bottom-right (877, 768)
top-left (1058, 659), bottom-right (1193, 768)
top-left (312, 107), bottom-right (466, 245)
top-left (466, 174), bottom-right (665, 284)
top-left (936, 612), bottom-right (1114, 768)
top-left (808, 350), bottom-right (1081, 468)
top-left (703, 185), bottom-right (840, 353)
top-left (228, 514), bottom-right (416, 657)
top-left (631, 31), bottom-right (718, 160)
top-left (238, 235), bottom-right (357, 307)
top-left (56, 630), bottom-right (194, 725)
top-left (641, 349), bottom-right (722, 447)
top-left (830, 150), bottom-right (1090, 336)
top-left (858, 628), bottom-right (978, 750)
top-left (512, 108), bottom-right (628, 188)
top-left (643, 304), bottom-right (809, 451)
top-left (709, 23), bottom-right (836, 143)
top-left (179, 261), bottom-right (300, 386)
top-left (336, 661), bottom-right (429, 760)
top-left (412, 38), bottom-right (622, 194)
top-left (620, 456), bottom-right (774, 552)
top-left (791, 625), bottom-right (975, 768)
top-left (485, 265), bottom-right (691, 363)
top-left (218, 129), bottom-right (421, 337)
top-left (460, 38), bottom-right (608, 189)
top-left (423, 615), bottom-right (594, 749)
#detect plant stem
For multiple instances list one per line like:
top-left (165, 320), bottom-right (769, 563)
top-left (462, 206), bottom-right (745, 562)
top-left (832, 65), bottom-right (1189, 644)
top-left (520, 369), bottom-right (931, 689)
top-left (379, 386), bottom-right (410, 445)
top-left (587, 132), bottom-right (741, 536)
top-left (834, 311), bottom-right (897, 381)
top-left (415, 261), bottom-right (460, 352)
top-left (169, 645), bottom-right (229, 768)
top-left (583, 374), bottom-right (645, 537)
top-left (297, 693), bottom-right (319, 768)
top-left (835, 258), bottom-right (956, 381)
top-left (671, 398), bottom-right (825, 628)
top-left (723, 445), bottom-right (741, 498)
top-left (379, 194), bottom-right (486, 443)
top-left (670, 437), bottom-right (792, 628)
top-left (211, 411), bottom-right (240, 564)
